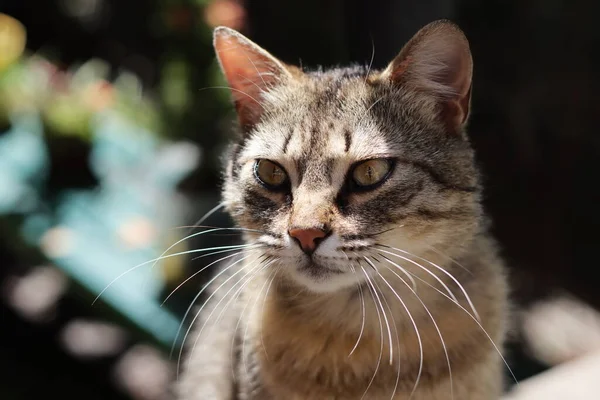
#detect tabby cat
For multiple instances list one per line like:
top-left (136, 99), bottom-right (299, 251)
top-left (177, 20), bottom-right (509, 400)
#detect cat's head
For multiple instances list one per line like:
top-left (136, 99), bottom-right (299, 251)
top-left (214, 20), bottom-right (481, 293)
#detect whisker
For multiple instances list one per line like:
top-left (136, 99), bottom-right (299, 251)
top-left (365, 259), bottom-right (423, 399)
top-left (189, 244), bottom-right (263, 262)
top-left (260, 268), bottom-right (279, 361)
top-left (377, 245), bottom-right (480, 320)
top-left (358, 264), bottom-right (384, 400)
top-left (242, 259), bottom-right (279, 376)
top-left (210, 258), bottom-right (265, 335)
top-left (188, 202), bottom-right (226, 233)
top-left (142, 206), bottom-right (227, 293)
top-left (357, 97), bottom-right (385, 131)
top-left (363, 256), bottom-right (393, 366)
top-left (371, 272), bottom-right (402, 400)
top-left (343, 251), bottom-right (366, 357)
top-left (227, 266), bottom-right (274, 382)
top-left (376, 253), bottom-right (417, 292)
top-left (427, 244), bottom-right (473, 275)
top-left (376, 248), bottom-right (457, 303)
top-left (381, 262), bottom-right (454, 400)
top-left (170, 225), bottom-right (264, 234)
top-left (242, 52), bottom-right (269, 90)
top-left (171, 251), bottom-right (259, 361)
top-left (363, 225), bottom-right (403, 238)
top-left (236, 72), bottom-right (268, 96)
top-left (227, 264), bottom-right (278, 381)
top-left (150, 226), bottom-right (262, 287)
top-left (180, 254), bottom-right (267, 378)
top-left (188, 260), bottom-right (268, 377)
top-left (396, 267), bottom-right (518, 386)
top-left (93, 242), bottom-right (259, 305)
top-left (364, 35), bottom-right (376, 83)
top-left (349, 281), bottom-right (366, 357)
top-left (162, 248), bottom-right (258, 306)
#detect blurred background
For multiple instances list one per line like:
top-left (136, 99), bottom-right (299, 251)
top-left (1, 0), bottom-right (600, 399)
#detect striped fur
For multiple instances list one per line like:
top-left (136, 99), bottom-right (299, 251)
top-left (178, 20), bottom-right (508, 400)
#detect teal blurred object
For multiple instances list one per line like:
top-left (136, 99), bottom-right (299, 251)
top-left (1, 111), bottom-right (201, 348)
top-left (0, 114), bottom-right (48, 214)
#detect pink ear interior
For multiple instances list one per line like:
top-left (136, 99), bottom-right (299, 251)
top-left (213, 27), bottom-right (290, 130)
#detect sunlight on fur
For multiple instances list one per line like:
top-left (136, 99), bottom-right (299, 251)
top-left (168, 20), bottom-right (511, 400)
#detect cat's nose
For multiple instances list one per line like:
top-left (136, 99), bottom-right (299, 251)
top-left (288, 227), bottom-right (328, 254)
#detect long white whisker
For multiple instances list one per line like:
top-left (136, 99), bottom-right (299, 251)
top-left (380, 245), bottom-right (479, 319)
top-left (228, 266), bottom-right (275, 382)
top-left (92, 242), bottom-right (259, 305)
top-left (145, 204), bottom-right (226, 293)
top-left (177, 255), bottom-right (268, 377)
top-left (210, 259), bottom-right (267, 342)
top-left (365, 35), bottom-right (375, 82)
top-left (243, 52), bottom-right (269, 90)
top-left (170, 254), bottom-right (253, 359)
top-left (364, 259), bottom-right (402, 400)
top-left (343, 253), bottom-right (367, 357)
top-left (201, 259), bottom-right (273, 380)
top-left (260, 269), bottom-right (279, 361)
top-left (427, 244), bottom-right (473, 276)
top-left (150, 226), bottom-right (256, 283)
top-left (162, 249), bottom-right (256, 306)
top-left (398, 266), bottom-right (518, 386)
top-left (376, 248), bottom-right (458, 304)
top-left (189, 203), bottom-right (226, 232)
top-left (188, 257), bottom-right (268, 377)
top-left (241, 259), bottom-right (278, 375)
top-left (377, 253), bottom-right (417, 292)
top-left (377, 250), bottom-right (478, 323)
top-left (372, 273), bottom-right (401, 400)
top-left (187, 246), bottom-right (259, 263)
top-left (381, 261), bottom-right (454, 400)
top-left (176, 252), bottom-right (259, 374)
top-left (362, 257), bottom-right (393, 366)
top-left (349, 281), bottom-right (366, 357)
top-left (357, 97), bottom-right (385, 131)
top-left (359, 264), bottom-right (384, 400)
top-left (364, 258), bottom-right (423, 399)
top-left (173, 226), bottom-right (265, 234)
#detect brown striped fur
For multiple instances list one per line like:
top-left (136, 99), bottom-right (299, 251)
top-left (177, 20), bottom-right (509, 400)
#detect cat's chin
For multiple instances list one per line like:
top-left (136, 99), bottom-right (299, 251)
top-left (287, 262), bottom-right (363, 293)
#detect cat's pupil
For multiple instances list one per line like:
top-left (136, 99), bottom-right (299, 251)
top-left (366, 166), bottom-right (374, 181)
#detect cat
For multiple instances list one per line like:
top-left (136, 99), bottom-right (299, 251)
top-left (177, 20), bottom-right (509, 400)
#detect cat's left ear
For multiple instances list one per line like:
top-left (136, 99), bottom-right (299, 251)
top-left (213, 27), bottom-right (296, 131)
top-left (381, 20), bottom-right (473, 133)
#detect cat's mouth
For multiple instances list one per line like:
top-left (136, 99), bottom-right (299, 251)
top-left (286, 254), bottom-right (365, 292)
top-left (297, 261), bottom-right (345, 277)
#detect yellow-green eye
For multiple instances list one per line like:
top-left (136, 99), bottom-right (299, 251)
top-left (351, 159), bottom-right (392, 188)
top-left (254, 159), bottom-right (288, 188)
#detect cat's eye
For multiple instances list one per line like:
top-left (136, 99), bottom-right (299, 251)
top-left (254, 159), bottom-right (288, 189)
top-left (351, 159), bottom-right (393, 189)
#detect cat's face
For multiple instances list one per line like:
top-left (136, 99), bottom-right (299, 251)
top-left (215, 21), bottom-right (481, 293)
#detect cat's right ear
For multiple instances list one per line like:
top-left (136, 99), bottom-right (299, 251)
top-left (213, 27), bottom-right (294, 131)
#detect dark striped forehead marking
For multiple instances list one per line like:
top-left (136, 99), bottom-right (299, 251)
top-left (282, 127), bottom-right (293, 154)
top-left (278, 65), bottom-right (369, 159)
top-left (344, 128), bottom-right (352, 152)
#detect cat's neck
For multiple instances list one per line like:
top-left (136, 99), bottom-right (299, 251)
top-left (247, 255), bottom-right (499, 399)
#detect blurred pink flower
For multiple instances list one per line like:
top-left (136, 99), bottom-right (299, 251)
top-left (204, 0), bottom-right (246, 31)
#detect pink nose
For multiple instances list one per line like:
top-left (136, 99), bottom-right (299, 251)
top-left (288, 228), bottom-right (327, 253)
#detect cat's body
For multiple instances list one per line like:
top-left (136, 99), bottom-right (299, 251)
top-left (178, 21), bottom-right (508, 400)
